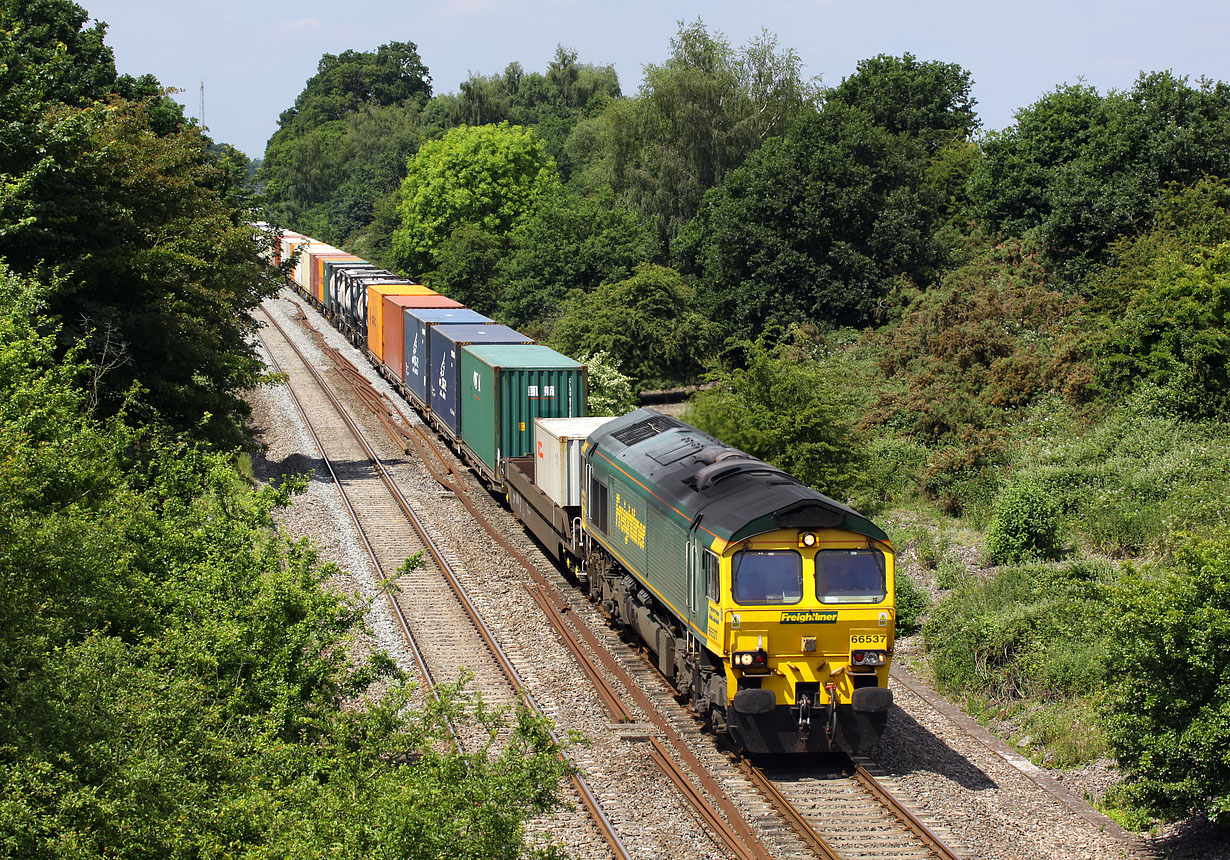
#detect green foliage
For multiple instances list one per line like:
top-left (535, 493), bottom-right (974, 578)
top-left (1015, 403), bottom-right (1230, 557)
top-left (421, 222), bottom-right (506, 314)
top-left (391, 122), bottom-right (560, 274)
top-left (972, 72), bottom-right (1230, 287)
top-left (0, 0), bottom-right (115, 114)
top-left (893, 568), bottom-right (929, 635)
top-left (984, 478), bottom-right (1064, 564)
top-left (1087, 180), bottom-right (1230, 420)
top-left (573, 20), bottom-right (817, 246)
top-left (494, 187), bottom-right (656, 326)
top-left (577, 350), bottom-right (637, 415)
top-left (827, 53), bottom-right (980, 155)
top-left (0, 269), bottom-right (570, 858)
top-left (924, 560), bottom-right (1113, 704)
top-left (686, 337), bottom-right (866, 501)
top-left (442, 47), bottom-right (621, 178)
top-left (258, 42), bottom-right (430, 240)
top-left (549, 264), bottom-right (716, 389)
top-left (675, 72), bottom-right (966, 335)
top-left (1, 4), bottom-right (279, 447)
top-left (1104, 531), bottom-right (1230, 824)
top-left (867, 237), bottom-right (1092, 442)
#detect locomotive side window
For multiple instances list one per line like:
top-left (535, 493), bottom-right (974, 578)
top-left (589, 474), bottom-right (609, 534)
top-left (815, 549), bottom-right (886, 604)
top-left (732, 551), bottom-right (802, 605)
top-left (704, 551), bottom-right (720, 603)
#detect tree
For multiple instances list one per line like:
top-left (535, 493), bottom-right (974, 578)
top-left (495, 187), bottom-right (656, 326)
top-left (0, 268), bottom-right (571, 859)
top-left (971, 72), bottom-right (1230, 287)
top-left (676, 101), bottom-right (942, 336)
top-left (259, 41), bottom-right (431, 239)
top-left (390, 122), bottom-right (560, 275)
top-left (826, 53), bottom-right (979, 154)
top-left (0, 1), bottom-right (279, 447)
top-left (549, 263), bottom-right (715, 388)
top-left (571, 20), bottom-right (817, 247)
top-left (686, 337), bottom-right (867, 499)
top-left (1088, 178), bottom-right (1230, 419)
top-left (1104, 529), bottom-right (1230, 826)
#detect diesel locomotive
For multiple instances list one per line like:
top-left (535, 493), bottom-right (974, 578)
top-left (267, 227), bottom-right (896, 754)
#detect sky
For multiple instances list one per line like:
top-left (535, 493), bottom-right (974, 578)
top-left (82, 0), bottom-right (1230, 160)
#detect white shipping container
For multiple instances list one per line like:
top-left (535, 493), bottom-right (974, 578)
top-left (534, 417), bottom-right (617, 508)
top-left (295, 243), bottom-right (342, 291)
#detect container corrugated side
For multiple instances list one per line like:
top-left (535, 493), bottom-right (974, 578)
top-left (460, 344), bottom-right (587, 476)
top-left (379, 294), bottom-right (464, 381)
top-left (311, 252), bottom-right (360, 304)
top-left (534, 417), bottom-right (617, 508)
top-left (403, 308), bottom-right (493, 406)
top-left (366, 284), bottom-right (434, 362)
top-left (429, 325), bottom-right (533, 438)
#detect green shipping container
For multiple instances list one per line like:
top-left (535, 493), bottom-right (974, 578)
top-left (460, 344), bottom-right (587, 477)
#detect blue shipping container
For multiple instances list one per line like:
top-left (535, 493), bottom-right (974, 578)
top-left (429, 324), bottom-right (533, 437)
top-left (404, 308), bottom-right (493, 407)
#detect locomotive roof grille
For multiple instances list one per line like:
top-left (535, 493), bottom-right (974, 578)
top-left (610, 415), bottom-right (684, 447)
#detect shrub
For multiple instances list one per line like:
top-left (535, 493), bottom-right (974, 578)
top-left (1103, 530), bottom-right (1230, 825)
top-left (984, 478), bottom-right (1063, 564)
top-left (894, 569), bottom-right (930, 635)
top-left (934, 557), bottom-right (969, 590)
top-left (924, 560), bottom-right (1112, 701)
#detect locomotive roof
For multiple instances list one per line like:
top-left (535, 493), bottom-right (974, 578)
top-left (586, 409), bottom-right (888, 544)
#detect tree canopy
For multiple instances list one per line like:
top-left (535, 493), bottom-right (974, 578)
top-left (390, 122), bottom-right (561, 275)
top-left (971, 72), bottom-right (1230, 287)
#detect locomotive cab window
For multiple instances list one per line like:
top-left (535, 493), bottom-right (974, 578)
top-left (732, 551), bottom-right (802, 605)
top-left (815, 549), bottom-right (886, 604)
top-left (589, 475), bottom-right (609, 534)
top-left (704, 551), bottom-right (720, 603)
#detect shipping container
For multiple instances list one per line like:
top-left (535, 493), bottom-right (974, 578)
top-left (277, 232), bottom-right (304, 265)
top-left (310, 252), bottom-right (361, 305)
top-left (281, 235), bottom-right (316, 279)
top-left (366, 284), bottom-right (435, 362)
top-left (336, 270), bottom-right (404, 332)
top-left (326, 262), bottom-right (381, 318)
top-left (430, 325), bottom-right (534, 438)
top-left (403, 308), bottom-right (493, 406)
top-left (295, 242), bottom-right (343, 293)
top-left (380, 294), bottom-right (466, 382)
top-left (460, 344), bottom-right (587, 479)
top-left (533, 417), bottom-right (616, 508)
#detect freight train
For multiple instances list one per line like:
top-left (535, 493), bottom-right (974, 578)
top-left (263, 226), bottom-right (896, 754)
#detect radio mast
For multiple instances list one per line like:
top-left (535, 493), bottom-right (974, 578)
top-left (199, 81), bottom-right (205, 128)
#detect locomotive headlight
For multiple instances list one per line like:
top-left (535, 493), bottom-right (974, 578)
top-left (799, 532), bottom-right (817, 548)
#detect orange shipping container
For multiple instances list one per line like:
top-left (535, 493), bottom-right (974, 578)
top-left (366, 284), bottom-right (436, 362)
top-left (381, 293), bottom-right (465, 382)
top-left (312, 253), bottom-right (362, 304)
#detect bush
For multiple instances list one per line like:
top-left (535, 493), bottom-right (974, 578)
top-left (984, 478), bottom-right (1063, 564)
top-left (1016, 405), bottom-right (1230, 556)
top-left (894, 568), bottom-right (930, 635)
top-left (924, 560), bottom-right (1112, 701)
top-left (1103, 530), bottom-right (1230, 825)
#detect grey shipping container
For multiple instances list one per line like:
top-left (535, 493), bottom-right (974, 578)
top-left (429, 324), bottom-right (533, 438)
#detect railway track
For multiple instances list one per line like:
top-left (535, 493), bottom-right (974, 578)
top-left (255, 292), bottom-right (969, 860)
